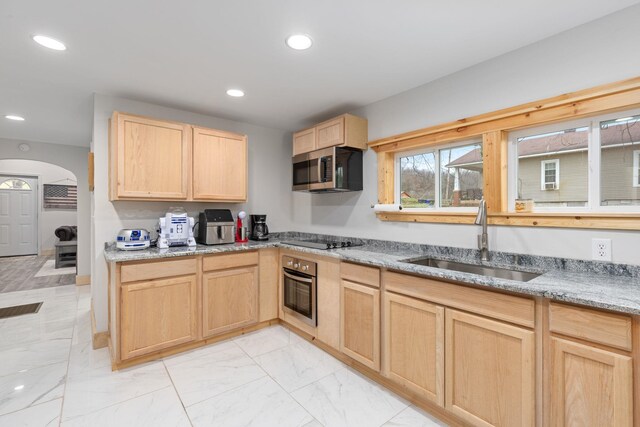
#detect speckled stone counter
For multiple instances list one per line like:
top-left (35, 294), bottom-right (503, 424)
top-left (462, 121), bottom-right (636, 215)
top-left (104, 231), bottom-right (640, 315)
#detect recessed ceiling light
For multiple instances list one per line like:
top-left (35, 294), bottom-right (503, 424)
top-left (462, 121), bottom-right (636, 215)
top-left (286, 34), bottom-right (312, 50)
top-left (5, 115), bottom-right (25, 121)
top-left (32, 35), bottom-right (66, 51)
top-left (226, 89), bottom-right (245, 97)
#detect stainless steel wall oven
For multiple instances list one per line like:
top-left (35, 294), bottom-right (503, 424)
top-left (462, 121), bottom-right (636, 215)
top-left (282, 255), bottom-right (317, 327)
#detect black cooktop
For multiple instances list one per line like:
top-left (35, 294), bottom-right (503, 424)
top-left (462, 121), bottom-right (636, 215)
top-left (281, 239), bottom-right (363, 250)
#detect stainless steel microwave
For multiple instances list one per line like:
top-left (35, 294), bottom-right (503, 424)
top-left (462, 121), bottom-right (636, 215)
top-left (292, 146), bottom-right (363, 192)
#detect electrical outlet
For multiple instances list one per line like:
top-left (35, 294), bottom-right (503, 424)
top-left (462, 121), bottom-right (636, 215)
top-left (592, 238), bottom-right (612, 262)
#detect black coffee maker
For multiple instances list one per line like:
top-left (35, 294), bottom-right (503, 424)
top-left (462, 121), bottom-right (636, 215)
top-left (249, 214), bottom-right (269, 241)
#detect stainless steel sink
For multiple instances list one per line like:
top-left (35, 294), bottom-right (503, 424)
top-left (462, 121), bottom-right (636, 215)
top-left (403, 257), bottom-right (542, 282)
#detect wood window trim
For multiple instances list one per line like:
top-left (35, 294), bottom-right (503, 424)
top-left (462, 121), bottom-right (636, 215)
top-left (372, 76), bottom-right (640, 230)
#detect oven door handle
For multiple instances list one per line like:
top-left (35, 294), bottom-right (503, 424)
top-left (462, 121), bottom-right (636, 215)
top-left (284, 270), bottom-right (313, 283)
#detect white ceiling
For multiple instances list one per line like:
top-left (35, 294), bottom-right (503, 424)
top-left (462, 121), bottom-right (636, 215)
top-left (1, 0), bottom-right (639, 147)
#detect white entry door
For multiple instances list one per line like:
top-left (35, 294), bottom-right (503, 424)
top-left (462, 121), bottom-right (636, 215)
top-left (0, 176), bottom-right (38, 257)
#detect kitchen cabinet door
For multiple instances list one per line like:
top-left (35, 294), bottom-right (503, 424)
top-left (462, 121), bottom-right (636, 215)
top-left (192, 127), bottom-right (247, 202)
top-left (340, 280), bottom-right (380, 370)
top-left (316, 117), bottom-right (344, 149)
top-left (445, 309), bottom-right (535, 427)
top-left (202, 266), bottom-right (258, 337)
top-left (110, 112), bottom-right (191, 200)
top-left (293, 127), bottom-right (316, 156)
top-left (384, 292), bottom-right (444, 406)
top-left (120, 275), bottom-right (198, 360)
top-left (550, 336), bottom-right (632, 427)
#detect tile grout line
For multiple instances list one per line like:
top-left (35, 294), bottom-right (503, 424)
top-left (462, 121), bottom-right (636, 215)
top-left (170, 341), bottom-right (272, 409)
top-left (161, 360), bottom-right (195, 427)
top-left (55, 288), bottom-right (79, 426)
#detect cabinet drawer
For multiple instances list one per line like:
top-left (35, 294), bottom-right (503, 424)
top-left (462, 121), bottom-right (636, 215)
top-left (341, 262), bottom-right (380, 288)
top-left (203, 251), bottom-right (259, 272)
top-left (121, 258), bottom-right (197, 283)
top-left (549, 302), bottom-right (632, 351)
top-left (384, 271), bottom-right (535, 328)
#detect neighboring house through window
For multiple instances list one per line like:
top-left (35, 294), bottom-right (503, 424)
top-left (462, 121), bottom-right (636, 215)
top-left (634, 150), bottom-right (640, 188)
top-left (541, 159), bottom-right (559, 190)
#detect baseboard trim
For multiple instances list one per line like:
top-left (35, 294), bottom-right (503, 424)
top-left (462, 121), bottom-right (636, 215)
top-left (91, 302), bottom-right (109, 350)
top-left (76, 275), bottom-right (90, 286)
top-left (41, 249), bottom-right (55, 256)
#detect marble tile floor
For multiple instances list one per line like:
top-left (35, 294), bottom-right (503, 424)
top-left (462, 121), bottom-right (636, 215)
top-left (0, 255), bottom-right (75, 293)
top-left (0, 285), bottom-right (447, 427)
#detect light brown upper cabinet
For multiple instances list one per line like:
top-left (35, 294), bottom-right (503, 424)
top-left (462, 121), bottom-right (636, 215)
top-left (292, 127), bottom-right (316, 156)
top-left (292, 113), bottom-right (368, 156)
top-left (110, 112), bottom-right (191, 200)
top-left (110, 112), bottom-right (248, 202)
top-left (192, 127), bottom-right (247, 201)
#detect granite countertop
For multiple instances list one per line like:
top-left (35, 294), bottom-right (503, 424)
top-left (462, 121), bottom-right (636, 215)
top-left (104, 233), bottom-right (640, 315)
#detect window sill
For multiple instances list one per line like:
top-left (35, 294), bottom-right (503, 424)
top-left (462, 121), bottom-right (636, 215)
top-left (376, 211), bottom-right (640, 230)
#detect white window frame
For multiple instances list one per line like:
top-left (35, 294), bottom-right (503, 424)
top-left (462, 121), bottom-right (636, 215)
top-left (508, 107), bottom-right (640, 213)
top-left (633, 150), bottom-right (640, 188)
top-left (540, 159), bottom-right (560, 191)
top-left (395, 138), bottom-right (482, 211)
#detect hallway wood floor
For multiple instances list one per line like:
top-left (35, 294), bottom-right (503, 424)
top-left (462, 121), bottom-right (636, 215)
top-left (0, 255), bottom-right (75, 293)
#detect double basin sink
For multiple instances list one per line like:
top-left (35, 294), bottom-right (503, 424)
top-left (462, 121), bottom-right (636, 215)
top-left (402, 257), bottom-right (542, 282)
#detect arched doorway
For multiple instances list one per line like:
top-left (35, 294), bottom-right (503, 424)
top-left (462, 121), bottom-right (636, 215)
top-left (0, 159), bottom-right (78, 292)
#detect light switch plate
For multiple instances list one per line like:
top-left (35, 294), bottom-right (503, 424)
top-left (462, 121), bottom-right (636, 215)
top-left (591, 238), bottom-right (612, 262)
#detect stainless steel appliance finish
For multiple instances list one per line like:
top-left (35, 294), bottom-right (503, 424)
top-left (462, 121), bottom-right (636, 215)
top-left (475, 199), bottom-right (489, 261)
top-left (197, 209), bottom-right (235, 245)
top-left (281, 239), bottom-right (362, 250)
top-left (292, 146), bottom-right (363, 192)
top-left (282, 255), bottom-right (317, 327)
top-left (402, 257), bottom-right (542, 282)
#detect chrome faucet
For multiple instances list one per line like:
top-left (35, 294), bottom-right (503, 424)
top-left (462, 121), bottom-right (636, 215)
top-left (475, 199), bottom-right (489, 261)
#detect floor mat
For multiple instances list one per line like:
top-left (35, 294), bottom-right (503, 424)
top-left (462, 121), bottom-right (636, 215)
top-left (0, 301), bottom-right (43, 319)
top-left (34, 260), bottom-right (76, 277)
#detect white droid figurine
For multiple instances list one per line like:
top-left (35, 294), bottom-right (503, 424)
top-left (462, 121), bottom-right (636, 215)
top-left (157, 207), bottom-right (197, 248)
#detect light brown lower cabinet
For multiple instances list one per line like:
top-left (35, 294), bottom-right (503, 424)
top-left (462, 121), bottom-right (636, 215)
top-left (120, 274), bottom-right (198, 360)
top-left (445, 309), bottom-right (535, 427)
top-left (383, 292), bottom-right (444, 405)
top-left (550, 336), bottom-right (633, 427)
top-left (202, 266), bottom-right (258, 337)
top-left (340, 279), bottom-right (380, 370)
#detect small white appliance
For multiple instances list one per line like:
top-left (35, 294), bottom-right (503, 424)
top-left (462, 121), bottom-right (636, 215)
top-left (157, 207), bottom-right (196, 249)
top-left (116, 229), bottom-right (151, 251)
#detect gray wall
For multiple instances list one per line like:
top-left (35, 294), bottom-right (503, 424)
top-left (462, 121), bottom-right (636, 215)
top-left (91, 94), bottom-right (291, 331)
top-left (0, 138), bottom-right (90, 276)
top-left (290, 4), bottom-right (640, 264)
